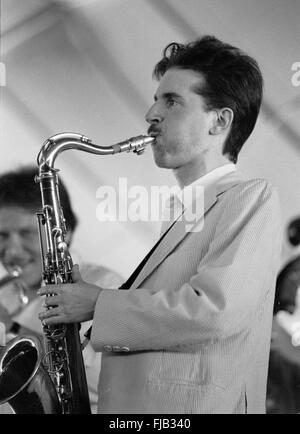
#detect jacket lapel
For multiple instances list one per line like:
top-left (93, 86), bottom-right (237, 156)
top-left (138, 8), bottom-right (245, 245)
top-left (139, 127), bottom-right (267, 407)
top-left (130, 170), bottom-right (242, 290)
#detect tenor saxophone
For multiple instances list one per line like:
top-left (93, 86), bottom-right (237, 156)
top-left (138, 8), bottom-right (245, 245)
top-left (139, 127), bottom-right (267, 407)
top-left (0, 132), bottom-right (154, 414)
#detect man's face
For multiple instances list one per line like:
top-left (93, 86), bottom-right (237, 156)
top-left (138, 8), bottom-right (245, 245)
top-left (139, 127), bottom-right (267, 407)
top-left (0, 206), bottom-right (42, 289)
top-left (146, 68), bottom-right (215, 172)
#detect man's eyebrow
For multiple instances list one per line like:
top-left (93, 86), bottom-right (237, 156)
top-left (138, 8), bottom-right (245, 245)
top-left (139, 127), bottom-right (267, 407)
top-left (154, 92), bottom-right (183, 102)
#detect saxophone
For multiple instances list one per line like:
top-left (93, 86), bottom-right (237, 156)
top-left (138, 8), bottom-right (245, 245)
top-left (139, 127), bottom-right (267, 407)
top-left (0, 132), bottom-right (154, 414)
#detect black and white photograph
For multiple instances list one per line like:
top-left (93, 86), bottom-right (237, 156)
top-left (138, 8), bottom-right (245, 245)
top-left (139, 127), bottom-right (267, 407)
top-left (0, 0), bottom-right (300, 417)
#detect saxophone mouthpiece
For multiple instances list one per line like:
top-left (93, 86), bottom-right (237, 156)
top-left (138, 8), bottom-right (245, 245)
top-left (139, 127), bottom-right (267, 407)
top-left (131, 135), bottom-right (155, 154)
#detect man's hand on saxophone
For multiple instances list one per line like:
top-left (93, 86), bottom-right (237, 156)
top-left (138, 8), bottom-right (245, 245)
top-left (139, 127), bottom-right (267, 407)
top-left (38, 264), bottom-right (102, 325)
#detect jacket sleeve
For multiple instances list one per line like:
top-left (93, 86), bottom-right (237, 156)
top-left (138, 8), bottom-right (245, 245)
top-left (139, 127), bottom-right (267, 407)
top-left (91, 180), bottom-right (283, 352)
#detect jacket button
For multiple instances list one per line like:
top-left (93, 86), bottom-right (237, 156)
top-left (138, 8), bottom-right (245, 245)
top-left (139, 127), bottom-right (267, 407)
top-left (103, 345), bottom-right (112, 352)
top-left (121, 346), bottom-right (130, 352)
top-left (112, 346), bottom-right (121, 352)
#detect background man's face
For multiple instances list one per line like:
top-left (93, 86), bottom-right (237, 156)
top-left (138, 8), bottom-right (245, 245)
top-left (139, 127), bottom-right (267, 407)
top-left (0, 206), bottom-right (42, 289)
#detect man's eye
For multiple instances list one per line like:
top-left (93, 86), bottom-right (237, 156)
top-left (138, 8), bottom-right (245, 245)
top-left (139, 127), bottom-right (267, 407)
top-left (0, 232), bottom-right (8, 241)
top-left (20, 230), bottom-right (35, 239)
top-left (166, 98), bottom-right (177, 108)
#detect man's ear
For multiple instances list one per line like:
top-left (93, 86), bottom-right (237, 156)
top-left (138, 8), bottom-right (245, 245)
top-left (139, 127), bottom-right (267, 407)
top-left (209, 108), bottom-right (234, 135)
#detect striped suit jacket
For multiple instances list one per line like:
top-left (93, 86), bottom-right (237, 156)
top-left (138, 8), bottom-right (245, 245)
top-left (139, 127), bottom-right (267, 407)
top-left (91, 170), bottom-right (282, 414)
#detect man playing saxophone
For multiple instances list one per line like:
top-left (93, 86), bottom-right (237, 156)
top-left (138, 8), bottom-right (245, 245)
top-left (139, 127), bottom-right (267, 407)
top-left (0, 166), bottom-right (123, 414)
top-left (38, 35), bottom-right (283, 414)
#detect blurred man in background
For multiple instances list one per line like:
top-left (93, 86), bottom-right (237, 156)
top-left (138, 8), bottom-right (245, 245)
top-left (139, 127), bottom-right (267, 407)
top-left (267, 217), bottom-right (300, 413)
top-left (0, 166), bottom-right (123, 414)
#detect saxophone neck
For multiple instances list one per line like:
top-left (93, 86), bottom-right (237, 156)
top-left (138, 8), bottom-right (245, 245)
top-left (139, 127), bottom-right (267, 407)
top-left (37, 133), bottom-right (97, 171)
top-left (37, 132), bottom-right (155, 171)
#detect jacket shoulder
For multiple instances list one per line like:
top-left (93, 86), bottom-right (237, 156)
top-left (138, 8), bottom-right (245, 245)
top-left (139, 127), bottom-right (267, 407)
top-left (226, 177), bottom-right (279, 202)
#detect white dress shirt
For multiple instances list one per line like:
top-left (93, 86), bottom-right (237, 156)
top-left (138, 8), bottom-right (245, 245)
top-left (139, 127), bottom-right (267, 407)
top-left (160, 163), bottom-right (236, 235)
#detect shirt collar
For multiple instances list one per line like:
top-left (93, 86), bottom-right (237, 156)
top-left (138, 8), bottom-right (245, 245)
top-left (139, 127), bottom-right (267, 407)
top-left (179, 163), bottom-right (237, 210)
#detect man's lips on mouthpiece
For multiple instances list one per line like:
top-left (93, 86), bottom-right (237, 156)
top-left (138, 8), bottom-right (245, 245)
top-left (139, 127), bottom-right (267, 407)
top-left (148, 130), bottom-right (161, 144)
top-left (148, 126), bottom-right (161, 136)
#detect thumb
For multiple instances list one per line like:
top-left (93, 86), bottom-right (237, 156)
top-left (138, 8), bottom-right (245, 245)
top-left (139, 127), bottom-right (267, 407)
top-left (72, 264), bottom-right (82, 282)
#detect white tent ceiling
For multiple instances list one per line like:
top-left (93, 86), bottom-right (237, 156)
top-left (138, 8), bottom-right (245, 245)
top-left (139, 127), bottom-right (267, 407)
top-left (1, 0), bottom-right (300, 278)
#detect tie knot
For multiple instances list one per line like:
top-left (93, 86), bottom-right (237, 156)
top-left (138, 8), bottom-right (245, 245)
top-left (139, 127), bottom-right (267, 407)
top-left (165, 194), bottom-right (176, 208)
top-left (160, 194), bottom-right (184, 236)
top-left (164, 194), bottom-right (182, 214)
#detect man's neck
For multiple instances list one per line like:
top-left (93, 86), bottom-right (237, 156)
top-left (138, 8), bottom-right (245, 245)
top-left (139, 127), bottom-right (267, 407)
top-left (173, 154), bottom-right (232, 189)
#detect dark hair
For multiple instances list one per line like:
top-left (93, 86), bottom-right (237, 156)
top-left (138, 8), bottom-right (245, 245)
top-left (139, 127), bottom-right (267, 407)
top-left (153, 35), bottom-right (263, 163)
top-left (287, 218), bottom-right (300, 247)
top-left (0, 166), bottom-right (77, 232)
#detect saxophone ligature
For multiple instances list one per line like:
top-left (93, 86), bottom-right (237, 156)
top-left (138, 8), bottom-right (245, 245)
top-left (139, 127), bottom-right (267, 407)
top-left (0, 132), bottom-right (154, 414)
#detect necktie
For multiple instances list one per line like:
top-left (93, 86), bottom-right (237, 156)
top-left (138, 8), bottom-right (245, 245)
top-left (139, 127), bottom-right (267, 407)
top-left (83, 212), bottom-right (177, 341)
top-left (84, 195), bottom-right (184, 341)
top-left (160, 194), bottom-right (184, 236)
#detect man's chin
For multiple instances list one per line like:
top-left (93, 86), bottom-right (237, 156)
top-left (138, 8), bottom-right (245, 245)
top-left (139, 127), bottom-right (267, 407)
top-left (152, 150), bottom-right (168, 168)
top-left (153, 156), bottom-right (174, 169)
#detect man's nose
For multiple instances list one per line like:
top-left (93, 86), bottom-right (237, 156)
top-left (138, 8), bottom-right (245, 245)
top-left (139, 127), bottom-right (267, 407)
top-left (2, 234), bottom-right (24, 261)
top-left (145, 103), bottom-right (162, 124)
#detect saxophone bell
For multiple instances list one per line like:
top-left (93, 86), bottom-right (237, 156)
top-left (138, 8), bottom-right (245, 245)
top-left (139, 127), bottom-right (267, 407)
top-left (0, 335), bottom-right (61, 414)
